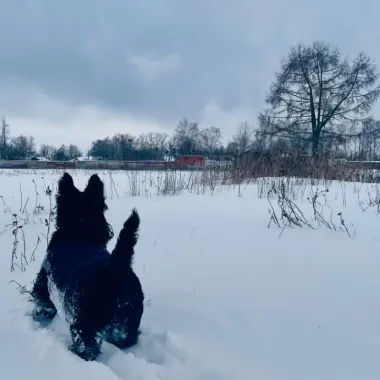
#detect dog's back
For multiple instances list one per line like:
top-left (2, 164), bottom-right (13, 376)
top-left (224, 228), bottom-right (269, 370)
top-left (31, 173), bottom-right (144, 361)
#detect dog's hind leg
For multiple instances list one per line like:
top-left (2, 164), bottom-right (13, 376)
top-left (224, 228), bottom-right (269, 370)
top-left (69, 323), bottom-right (103, 361)
top-left (31, 266), bottom-right (57, 323)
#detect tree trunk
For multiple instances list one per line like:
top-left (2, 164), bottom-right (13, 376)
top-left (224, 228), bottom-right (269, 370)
top-left (311, 133), bottom-right (320, 157)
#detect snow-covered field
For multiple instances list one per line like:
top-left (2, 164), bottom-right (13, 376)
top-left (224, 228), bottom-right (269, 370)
top-left (1, 169), bottom-right (380, 380)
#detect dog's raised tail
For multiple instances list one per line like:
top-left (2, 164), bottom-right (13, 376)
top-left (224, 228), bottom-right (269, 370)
top-left (111, 208), bottom-right (140, 267)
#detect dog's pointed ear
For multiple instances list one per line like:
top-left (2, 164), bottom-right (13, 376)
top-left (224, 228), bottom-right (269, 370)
top-left (85, 174), bottom-right (106, 206)
top-left (57, 173), bottom-right (76, 196)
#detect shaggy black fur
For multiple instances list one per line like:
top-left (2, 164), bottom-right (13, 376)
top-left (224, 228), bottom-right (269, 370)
top-left (31, 173), bottom-right (144, 361)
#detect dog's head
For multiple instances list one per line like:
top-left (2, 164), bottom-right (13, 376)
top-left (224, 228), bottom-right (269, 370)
top-left (53, 173), bottom-right (114, 246)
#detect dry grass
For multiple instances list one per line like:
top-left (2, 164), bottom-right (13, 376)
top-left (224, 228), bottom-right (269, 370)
top-left (1, 161), bottom-right (380, 272)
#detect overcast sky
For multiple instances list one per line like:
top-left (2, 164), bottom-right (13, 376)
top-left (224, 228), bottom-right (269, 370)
top-left (1, 0), bottom-right (379, 150)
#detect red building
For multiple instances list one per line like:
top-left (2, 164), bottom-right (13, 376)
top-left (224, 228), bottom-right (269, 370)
top-left (175, 155), bottom-right (205, 166)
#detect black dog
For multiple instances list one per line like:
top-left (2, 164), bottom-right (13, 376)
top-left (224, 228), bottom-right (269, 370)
top-left (31, 173), bottom-right (144, 361)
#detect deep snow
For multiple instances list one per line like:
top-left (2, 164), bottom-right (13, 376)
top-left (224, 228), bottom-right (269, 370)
top-left (0, 170), bottom-right (380, 380)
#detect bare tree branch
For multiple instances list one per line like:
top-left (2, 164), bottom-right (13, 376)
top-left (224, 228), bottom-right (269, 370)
top-left (258, 41), bottom-right (380, 156)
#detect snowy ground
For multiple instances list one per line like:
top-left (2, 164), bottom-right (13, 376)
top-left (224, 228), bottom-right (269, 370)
top-left (0, 169), bottom-right (380, 380)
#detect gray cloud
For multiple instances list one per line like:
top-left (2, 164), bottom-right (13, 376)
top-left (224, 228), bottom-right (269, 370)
top-left (1, 0), bottom-right (380, 140)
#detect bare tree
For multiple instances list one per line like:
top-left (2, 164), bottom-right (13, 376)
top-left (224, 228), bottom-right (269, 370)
top-left (171, 118), bottom-right (200, 155)
top-left (111, 133), bottom-right (134, 160)
top-left (259, 41), bottom-right (380, 156)
top-left (230, 122), bottom-right (253, 155)
top-left (8, 135), bottom-right (36, 159)
top-left (0, 117), bottom-right (9, 159)
top-left (226, 140), bottom-right (239, 156)
top-left (134, 132), bottom-right (169, 160)
top-left (356, 118), bottom-right (380, 160)
top-left (200, 126), bottom-right (222, 158)
top-left (153, 132), bottom-right (169, 156)
top-left (39, 144), bottom-right (56, 159)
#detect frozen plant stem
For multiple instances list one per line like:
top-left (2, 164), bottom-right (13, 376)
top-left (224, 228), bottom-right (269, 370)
top-left (43, 186), bottom-right (55, 248)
